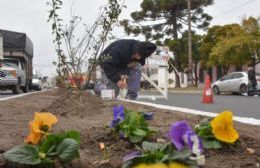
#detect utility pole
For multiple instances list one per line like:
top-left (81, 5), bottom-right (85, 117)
top-left (187, 0), bottom-right (193, 86)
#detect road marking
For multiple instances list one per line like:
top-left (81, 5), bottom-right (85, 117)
top-left (0, 89), bottom-right (51, 101)
top-left (122, 99), bottom-right (260, 126)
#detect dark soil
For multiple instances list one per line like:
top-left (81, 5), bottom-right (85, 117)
top-left (0, 89), bottom-right (259, 168)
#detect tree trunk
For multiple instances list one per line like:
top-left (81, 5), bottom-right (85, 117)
top-left (194, 61), bottom-right (198, 87)
top-left (171, 12), bottom-right (181, 87)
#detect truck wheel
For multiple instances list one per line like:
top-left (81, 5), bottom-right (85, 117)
top-left (13, 84), bottom-right (22, 94)
top-left (22, 83), bottom-right (29, 93)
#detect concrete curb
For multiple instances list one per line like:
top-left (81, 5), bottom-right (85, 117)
top-left (121, 99), bottom-right (260, 126)
top-left (0, 89), bottom-right (51, 101)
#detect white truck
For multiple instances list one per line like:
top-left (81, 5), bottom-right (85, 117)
top-left (0, 29), bottom-right (33, 94)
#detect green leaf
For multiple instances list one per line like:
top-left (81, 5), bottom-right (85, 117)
top-left (202, 139), bottom-right (222, 149)
top-left (57, 138), bottom-right (79, 163)
top-left (40, 131), bottom-right (80, 154)
top-left (170, 148), bottom-right (192, 160)
top-left (4, 145), bottom-right (41, 165)
top-left (133, 129), bottom-right (147, 137)
top-left (142, 141), bottom-right (166, 152)
top-left (64, 130), bottom-right (81, 143)
top-left (40, 157), bottom-right (54, 167)
top-left (129, 135), bottom-right (143, 143)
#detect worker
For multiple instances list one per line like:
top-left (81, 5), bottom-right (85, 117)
top-left (94, 39), bottom-right (156, 100)
top-left (248, 67), bottom-right (257, 95)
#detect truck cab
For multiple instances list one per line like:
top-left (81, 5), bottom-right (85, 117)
top-left (0, 29), bottom-right (33, 94)
top-left (1, 58), bottom-right (27, 93)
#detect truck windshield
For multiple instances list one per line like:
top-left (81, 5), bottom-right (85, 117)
top-left (3, 62), bottom-right (18, 68)
top-left (3, 60), bottom-right (19, 67)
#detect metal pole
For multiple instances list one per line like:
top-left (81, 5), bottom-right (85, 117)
top-left (187, 0), bottom-right (193, 86)
top-left (0, 32), bottom-right (3, 61)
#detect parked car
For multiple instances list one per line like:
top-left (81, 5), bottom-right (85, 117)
top-left (31, 74), bottom-right (42, 91)
top-left (0, 59), bottom-right (27, 94)
top-left (212, 72), bottom-right (260, 95)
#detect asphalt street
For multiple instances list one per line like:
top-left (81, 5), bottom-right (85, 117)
top-left (0, 90), bottom-right (14, 99)
top-left (138, 92), bottom-right (260, 120)
top-left (1, 91), bottom-right (260, 120)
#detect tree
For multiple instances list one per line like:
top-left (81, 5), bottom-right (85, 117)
top-left (121, 0), bottom-right (214, 87)
top-left (200, 24), bottom-right (252, 75)
top-left (165, 31), bottom-right (202, 86)
top-left (241, 16), bottom-right (260, 66)
top-left (200, 19), bottom-right (260, 75)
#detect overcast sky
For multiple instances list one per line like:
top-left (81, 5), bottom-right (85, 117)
top-left (0, 0), bottom-right (259, 77)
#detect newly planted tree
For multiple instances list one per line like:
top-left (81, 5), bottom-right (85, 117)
top-left (46, 0), bottom-right (124, 89)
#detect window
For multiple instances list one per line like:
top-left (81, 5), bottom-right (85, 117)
top-left (232, 73), bottom-right (243, 79)
top-left (3, 59), bottom-right (19, 67)
top-left (222, 73), bottom-right (234, 80)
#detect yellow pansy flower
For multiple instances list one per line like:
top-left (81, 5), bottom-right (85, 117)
top-left (32, 112), bottom-right (58, 133)
top-left (26, 112), bottom-right (58, 144)
top-left (134, 163), bottom-right (168, 168)
top-left (210, 111), bottom-right (239, 143)
top-left (169, 162), bottom-right (190, 168)
top-left (134, 162), bottom-right (189, 168)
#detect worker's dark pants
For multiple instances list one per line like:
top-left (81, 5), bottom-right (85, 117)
top-left (94, 63), bottom-right (142, 99)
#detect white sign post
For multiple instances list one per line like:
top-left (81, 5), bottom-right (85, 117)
top-left (0, 33), bottom-right (3, 61)
top-left (139, 46), bottom-right (171, 100)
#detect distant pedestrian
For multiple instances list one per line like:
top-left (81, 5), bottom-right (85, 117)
top-left (248, 67), bottom-right (257, 93)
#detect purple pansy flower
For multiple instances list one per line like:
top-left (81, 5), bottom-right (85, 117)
top-left (123, 151), bottom-right (142, 162)
top-left (110, 105), bottom-right (125, 128)
top-left (187, 131), bottom-right (203, 156)
top-left (169, 121), bottom-right (203, 155)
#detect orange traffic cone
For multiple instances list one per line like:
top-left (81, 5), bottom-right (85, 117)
top-left (202, 75), bottom-right (214, 104)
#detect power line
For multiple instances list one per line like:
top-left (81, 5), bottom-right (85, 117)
top-left (215, 0), bottom-right (257, 16)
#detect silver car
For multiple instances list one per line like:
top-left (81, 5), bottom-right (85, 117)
top-left (0, 59), bottom-right (26, 94)
top-left (212, 72), bottom-right (260, 95)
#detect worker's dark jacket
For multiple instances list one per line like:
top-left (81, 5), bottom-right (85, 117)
top-left (100, 39), bottom-right (145, 83)
top-left (248, 69), bottom-right (257, 86)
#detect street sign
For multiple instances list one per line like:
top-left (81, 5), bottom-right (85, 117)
top-left (147, 46), bottom-right (173, 67)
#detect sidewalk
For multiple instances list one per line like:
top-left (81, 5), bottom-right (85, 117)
top-left (140, 87), bottom-right (203, 94)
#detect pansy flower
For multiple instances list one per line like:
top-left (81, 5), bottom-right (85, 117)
top-left (26, 112), bottom-right (58, 144)
top-left (169, 121), bottom-right (203, 156)
top-left (110, 105), bottom-right (125, 128)
top-left (123, 151), bottom-right (141, 162)
top-left (211, 111), bottom-right (239, 143)
top-left (134, 162), bottom-right (189, 168)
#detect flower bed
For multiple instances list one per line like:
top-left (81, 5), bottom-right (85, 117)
top-left (0, 89), bottom-right (259, 168)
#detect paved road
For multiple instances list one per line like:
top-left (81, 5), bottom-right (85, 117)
top-left (0, 90), bottom-right (40, 100)
top-left (0, 90), bottom-right (14, 99)
top-left (138, 93), bottom-right (260, 120)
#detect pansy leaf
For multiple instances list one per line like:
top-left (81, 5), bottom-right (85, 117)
top-left (170, 148), bottom-right (192, 160)
top-left (4, 145), bottom-right (41, 165)
top-left (142, 141), bottom-right (166, 152)
top-left (133, 129), bottom-right (147, 137)
top-left (56, 138), bottom-right (79, 163)
top-left (202, 139), bottom-right (222, 149)
top-left (40, 157), bottom-right (54, 167)
top-left (40, 134), bottom-right (60, 153)
top-left (64, 130), bottom-right (81, 143)
top-left (129, 135), bottom-right (143, 143)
